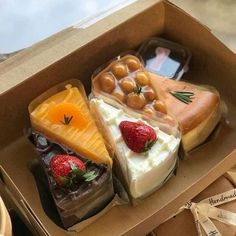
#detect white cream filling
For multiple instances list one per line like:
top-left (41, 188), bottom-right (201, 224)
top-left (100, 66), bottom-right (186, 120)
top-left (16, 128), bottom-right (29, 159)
top-left (92, 98), bottom-right (180, 198)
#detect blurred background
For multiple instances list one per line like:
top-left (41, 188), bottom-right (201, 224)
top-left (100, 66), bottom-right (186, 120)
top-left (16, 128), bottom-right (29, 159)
top-left (0, 0), bottom-right (135, 54)
top-left (0, 0), bottom-right (235, 55)
top-left (0, 0), bottom-right (236, 54)
top-left (172, 0), bottom-right (236, 52)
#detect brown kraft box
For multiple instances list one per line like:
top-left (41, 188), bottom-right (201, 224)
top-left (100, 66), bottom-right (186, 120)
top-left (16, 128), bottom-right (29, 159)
top-left (153, 176), bottom-right (236, 236)
top-left (0, 0), bottom-right (236, 235)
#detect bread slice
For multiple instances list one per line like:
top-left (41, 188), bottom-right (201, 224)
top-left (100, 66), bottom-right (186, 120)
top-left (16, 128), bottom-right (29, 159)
top-left (149, 73), bottom-right (221, 152)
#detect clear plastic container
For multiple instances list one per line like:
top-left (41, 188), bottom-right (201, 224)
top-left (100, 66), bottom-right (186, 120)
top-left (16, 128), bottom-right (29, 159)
top-left (137, 37), bottom-right (191, 80)
top-left (92, 54), bottom-right (175, 124)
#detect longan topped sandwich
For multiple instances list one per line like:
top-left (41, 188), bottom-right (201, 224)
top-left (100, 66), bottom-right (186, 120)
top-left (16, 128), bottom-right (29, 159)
top-left (92, 55), bottom-right (168, 117)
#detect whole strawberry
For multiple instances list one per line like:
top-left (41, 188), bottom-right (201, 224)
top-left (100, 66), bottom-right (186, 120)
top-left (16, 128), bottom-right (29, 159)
top-left (50, 155), bottom-right (97, 187)
top-left (119, 121), bottom-right (157, 153)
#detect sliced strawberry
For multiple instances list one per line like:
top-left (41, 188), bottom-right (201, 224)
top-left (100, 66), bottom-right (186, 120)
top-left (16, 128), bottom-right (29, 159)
top-left (50, 154), bottom-right (97, 187)
top-left (119, 121), bottom-right (157, 153)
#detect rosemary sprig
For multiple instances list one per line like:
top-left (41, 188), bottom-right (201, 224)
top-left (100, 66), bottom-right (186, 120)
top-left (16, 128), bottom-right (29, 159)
top-left (83, 170), bottom-right (98, 182)
top-left (133, 84), bottom-right (142, 94)
top-left (61, 114), bottom-right (73, 125)
top-left (170, 91), bottom-right (194, 104)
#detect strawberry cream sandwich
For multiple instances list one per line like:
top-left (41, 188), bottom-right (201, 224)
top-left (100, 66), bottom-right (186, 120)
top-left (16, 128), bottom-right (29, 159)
top-left (90, 98), bottom-right (180, 199)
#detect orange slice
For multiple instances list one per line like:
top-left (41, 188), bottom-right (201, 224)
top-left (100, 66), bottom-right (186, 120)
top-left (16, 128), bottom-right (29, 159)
top-left (47, 103), bottom-right (87, 129)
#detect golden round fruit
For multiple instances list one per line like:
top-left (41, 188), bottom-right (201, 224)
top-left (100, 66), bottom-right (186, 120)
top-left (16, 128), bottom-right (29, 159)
top-left (153, 100), bottom-right (167, 114)
top-left (125, 58), bottom-right (140, 71)
top-left (111, 63), bottom-right (128, 79)
top-left (143, 106), bottom-right (154, 115)
top-left (135, 71), bottom-right (150, 86)
top-left (112, 88), bottom-right (126, 102)
top-left (163, 115), bottom-right (176, 128)
top-left (165, 115), bottom-right (174, 124)
top-left (143, 87), bottom-right (156, 101)
top-left (99, 73), bottom-right (116, 93)
top-left (120, 77), bottom-right (136, 93)
top-left (127, 93), bottom-right (146, 109)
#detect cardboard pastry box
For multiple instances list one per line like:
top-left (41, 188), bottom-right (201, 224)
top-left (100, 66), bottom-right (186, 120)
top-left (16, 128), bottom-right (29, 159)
top-left (153, 176), bottom-right (236, 236)
top-left (0, 0), bottom-right (236, 235)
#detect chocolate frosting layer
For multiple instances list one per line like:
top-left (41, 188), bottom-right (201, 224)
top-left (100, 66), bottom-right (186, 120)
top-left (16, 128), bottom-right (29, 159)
top-left (29, 131), bottom-right (114, 228)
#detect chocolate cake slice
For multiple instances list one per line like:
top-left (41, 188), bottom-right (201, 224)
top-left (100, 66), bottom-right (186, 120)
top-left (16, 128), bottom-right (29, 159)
top-left (29, 131), bottom-right (114, 228)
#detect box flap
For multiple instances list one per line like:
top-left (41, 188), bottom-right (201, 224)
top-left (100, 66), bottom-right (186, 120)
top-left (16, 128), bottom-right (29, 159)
top-left (0, 165), bottom-right (43, 236)
top-left (20, 200), bottom-right (50, 236)
top-left (73, 0), bottom-right (138, 29)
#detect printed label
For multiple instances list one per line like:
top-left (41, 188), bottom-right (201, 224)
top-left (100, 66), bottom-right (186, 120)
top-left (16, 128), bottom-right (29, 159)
top-left (148, 47), bottom-right (170, 72)
top-left (183, 189), bottom-right (236, 236)
top-left (205, 189), bottom-right (236, 207)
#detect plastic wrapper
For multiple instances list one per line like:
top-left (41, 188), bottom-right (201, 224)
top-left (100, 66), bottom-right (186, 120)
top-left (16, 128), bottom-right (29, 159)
top-left (27, 80), bottom-right (118, 229)
top-left (184, 84), bottom-right (227, 154)
top-left (28, 131), bottom-right (114, 228)
top-left (89, 96), bottom-right (181, 200)
top-left (92, 54), bottom-right (174, 122)
top-left (137, 37), bottom-right (191, 80)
